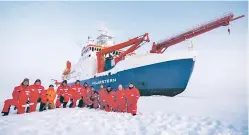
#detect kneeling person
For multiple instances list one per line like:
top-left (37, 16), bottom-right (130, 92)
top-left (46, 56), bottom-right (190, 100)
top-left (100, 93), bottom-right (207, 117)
top-left (1, 78), bottom-right (32, 116)
top-left (55, 80), bottom-right (73, 108)
top-left (45, 85), bottom-right (56, 109)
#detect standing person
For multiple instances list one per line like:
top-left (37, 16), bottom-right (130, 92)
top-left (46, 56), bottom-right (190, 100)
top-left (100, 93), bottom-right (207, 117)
top-left (70, 80), bottom-right (84, 108)
top-left (55, 80), bottom-right (73, 108)
top-left (125, 83), bottom-right (140, 116)
top-left (29, 79), bottom-right (46, 112)
top-left (98, 84), bottom-right (105, 110)
top-left (103, 85), bottom-right (117, 112)
top-left (116, 84), bottom-right (127, 112)
top-left (45, 84), bottom-right (56, 110)
top-left (1, 78), bottom-right (32, 116)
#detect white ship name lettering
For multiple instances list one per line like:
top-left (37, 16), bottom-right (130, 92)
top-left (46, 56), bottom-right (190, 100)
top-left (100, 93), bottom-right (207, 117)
top-left (92, 78), bottom-right (117, 85)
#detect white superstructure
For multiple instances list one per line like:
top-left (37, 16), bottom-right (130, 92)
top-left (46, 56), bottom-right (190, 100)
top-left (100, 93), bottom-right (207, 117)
top-left (63, 26), bottom-right (196, 82)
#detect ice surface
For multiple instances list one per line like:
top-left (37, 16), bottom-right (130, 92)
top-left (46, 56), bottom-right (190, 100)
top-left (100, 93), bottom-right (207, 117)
top-left (0, 95), bottom-right (247, 135)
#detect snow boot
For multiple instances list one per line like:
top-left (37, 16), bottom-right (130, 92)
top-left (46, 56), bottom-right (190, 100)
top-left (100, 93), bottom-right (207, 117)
top-left (2, 112), bottom-right (9, 116)
top-left (48, 104), bottom-right (55, 109)
top-left (2, 107), bottom-right (10, 116)
top-left (60, 96), bottom-right (64, 103)
top-left (63, 102), bottom-right (68, 108)
top-left (90, 104), bottom-right (94, 109)
top-left (39, 103), bottom-right (46, 112)
top-left (78, 99), bottom-right (84, 108)
top-left (26, 107), bottom-right (30, 113)
top-left (69, 102), bottom-right (73, 108)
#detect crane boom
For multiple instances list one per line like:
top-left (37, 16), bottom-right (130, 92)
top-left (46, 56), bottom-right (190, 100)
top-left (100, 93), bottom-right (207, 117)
top-left (96, 33), bottom-right (150, 73)
top-left (150, 13), bottom-right (245, 53)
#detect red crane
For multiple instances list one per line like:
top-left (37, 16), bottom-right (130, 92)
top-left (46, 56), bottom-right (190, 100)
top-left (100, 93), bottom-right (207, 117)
top-left (96, 33), bottom-right (150, 73)
top-left (150, 13), bottom-right (245, 53)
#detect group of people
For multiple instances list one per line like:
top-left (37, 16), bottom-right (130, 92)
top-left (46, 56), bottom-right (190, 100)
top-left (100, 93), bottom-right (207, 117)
top-left (1, 78), bottom-right (140, 116)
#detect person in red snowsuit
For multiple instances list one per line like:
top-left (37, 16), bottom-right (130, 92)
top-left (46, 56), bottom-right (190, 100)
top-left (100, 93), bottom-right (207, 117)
top-left (83, 82), bottom-right (93, 108)
top-left (116, 84), bottom-right (127, 113)
top-left (98, 84), bottom-right (105, 110)
top-left (78, 83), bottom-right (87, 108)
top-left (1, 78), bottom-right (32, 116)
top-left (91, 87), bottom-right (99, 109)
top-left (29, 79), bottom-right (46, 112)
top-left (55, 80), bottom-right (73, 108)
top-left (102, 86), bottom-right (117, 112)
top-left (125, 83), bottom-right (140, 116)
top-left (69, 80), bottom-right (85, 108)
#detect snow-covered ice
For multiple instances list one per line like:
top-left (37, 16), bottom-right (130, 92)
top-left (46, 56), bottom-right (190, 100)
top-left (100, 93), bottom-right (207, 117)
top-left (0, 95), bottom-right (247, 135)
top-left (0, 107), bottom-right (241, 135)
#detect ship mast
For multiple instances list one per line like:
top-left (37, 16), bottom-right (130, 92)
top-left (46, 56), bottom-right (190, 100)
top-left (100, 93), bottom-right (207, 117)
top-left (96, 24), bottom-right (114, 47)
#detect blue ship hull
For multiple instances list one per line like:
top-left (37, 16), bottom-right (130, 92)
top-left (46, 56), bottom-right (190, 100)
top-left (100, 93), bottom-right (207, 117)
top-left (72, 58), bottom-right (195, 96)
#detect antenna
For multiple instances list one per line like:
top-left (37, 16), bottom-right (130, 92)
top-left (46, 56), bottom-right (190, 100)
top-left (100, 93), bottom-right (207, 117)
top-left (98, 23), bottom-right (108, 35)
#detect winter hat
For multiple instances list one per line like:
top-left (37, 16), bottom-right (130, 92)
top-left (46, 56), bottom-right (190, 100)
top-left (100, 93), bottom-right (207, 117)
top-left (107, 85), bottom-right (112, 92)
top-left (23, 78), bottom-right (29, 82)
top-left (107, 85), bottom-right (111, 90)
top-left (129, 83), bottom-right (134, 89)
top-left (35, 79), bottom-right (41, 83)
top-left (62, 80), bottom-right (67, 84)
top-left (21, 78), bottom-right (29, 86)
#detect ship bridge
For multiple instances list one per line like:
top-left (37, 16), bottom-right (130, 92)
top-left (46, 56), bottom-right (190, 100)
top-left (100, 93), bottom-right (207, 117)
top-left (80, 25), bottom-right (133, 61)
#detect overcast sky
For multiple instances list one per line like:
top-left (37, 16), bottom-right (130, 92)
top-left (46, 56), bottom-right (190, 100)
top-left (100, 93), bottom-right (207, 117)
top-left (0, 1), bottom-right (247, 101)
